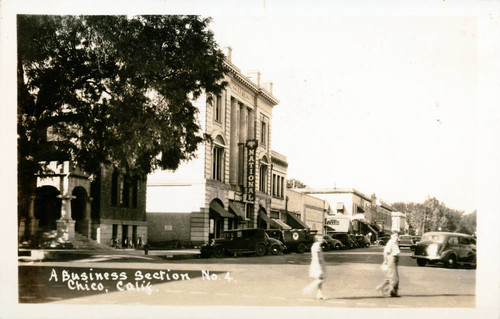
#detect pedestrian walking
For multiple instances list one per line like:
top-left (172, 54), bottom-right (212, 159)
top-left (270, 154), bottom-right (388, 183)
top-left (302, 234), bottom-right (327, 300)
top-left (376, 231), bottom-right (401, 297)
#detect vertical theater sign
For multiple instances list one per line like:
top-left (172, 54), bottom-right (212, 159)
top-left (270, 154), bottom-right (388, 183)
top-left (246, 139), bottom-right (258, 201)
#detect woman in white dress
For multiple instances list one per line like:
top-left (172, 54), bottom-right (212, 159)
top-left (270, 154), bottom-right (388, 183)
top-left (304, 234), bottom-right (327, 300)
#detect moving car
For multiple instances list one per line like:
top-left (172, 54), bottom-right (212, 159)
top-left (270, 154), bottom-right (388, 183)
top-left (321, 235), bottom-right (343, 251)
top-left (411, 232), bottom-right (476, 268)
top-left (201, 228), bottom-right (270, 258)
top-left (398, 235), bottom-right (413, 249)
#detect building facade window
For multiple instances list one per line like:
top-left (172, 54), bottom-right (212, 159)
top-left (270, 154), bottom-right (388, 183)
top-left (260, 114), bottom-right (269, 148)
top-left (131, 179), bottom-right (138, 208)
top-left (280, 176), bottom-right (284, 198)
top-left (259, 163), bottom-right (268, 193)
top-left (214, 94), bottom-right (222, 123)
top-left (212, 146), bottom-right (224, 181)
top-left (272, 174), bottom-right (277, 196)
top-left (111, 170), bottom-right (118, 206)
top-left (120, 177), bottom-right (130, 207)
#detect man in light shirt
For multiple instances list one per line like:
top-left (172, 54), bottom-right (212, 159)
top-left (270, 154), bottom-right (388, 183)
top-left (376, 231), bottom-right (400, 297)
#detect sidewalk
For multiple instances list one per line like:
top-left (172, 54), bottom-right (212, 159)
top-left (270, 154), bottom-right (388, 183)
top-left (18, 247), bottom-right (201, 262)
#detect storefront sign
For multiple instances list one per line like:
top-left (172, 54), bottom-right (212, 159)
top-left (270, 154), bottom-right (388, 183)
top-left (246, 139), bottom-right (258, 201)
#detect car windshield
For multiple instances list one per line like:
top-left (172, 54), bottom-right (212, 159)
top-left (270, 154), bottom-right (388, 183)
top-left (421, 234), bottom-right (445, 243)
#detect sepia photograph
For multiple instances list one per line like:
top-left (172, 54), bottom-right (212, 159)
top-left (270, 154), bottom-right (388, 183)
top-left (1, 1), bottom-right (499, 318)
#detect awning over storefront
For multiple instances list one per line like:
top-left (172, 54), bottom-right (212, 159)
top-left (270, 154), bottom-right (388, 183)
top-left (229, 203), bottom-right (246, 220)
top-left (366, 223), bottom-right (378, 235)
top-left (285, 211), bottom-right (309, 229)
top-left (272, 218), bottom-right (292, 230)
top-left (209, 201), bottom-right (233, 218)
top-left (258, 209), bottom-right (273, 224)
top-left (325, 225), bottom-right (337, 232)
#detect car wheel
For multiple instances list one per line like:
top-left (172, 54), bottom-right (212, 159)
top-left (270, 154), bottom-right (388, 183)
top-left (297, 243), bottom-right (307, 254)
top-left (255, 244), bottom-right (267, 256)
top-left (334, 243), bottom-right (341, 250)
top-left (445, 255), bottom-right (457, 268)
top-left (321, 243), bottom-right (329, 251)
top-left (416, 259), bottom-right (427, 267)
top-left (270, 244), bottom-right (282, 255)
top-left (212, 246), bottom-right (225, 258)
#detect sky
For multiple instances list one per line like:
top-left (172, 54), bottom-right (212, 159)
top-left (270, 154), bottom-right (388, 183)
top-left (209, 15), bottom-right (477, 212)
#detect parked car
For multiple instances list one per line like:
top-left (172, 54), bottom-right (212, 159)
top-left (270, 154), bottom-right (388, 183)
top-left (265, 229), bottom-right (316, 254)
top-left (410, 236), bottom-right (421, 250)
top-left (411, 232), bottom-right (476, 268)
top-left (354, 235), bottom-right (370, 248)
top-left (328, 232), bottom-right (356, 249)
top-left (321, 235), bottom-right (343, 251)
top-left (200, 228), bottom-right (270, 258)
top-left (376, 236), bottom-right (391, 246)
top-left (267, 235), bottom-right (286, 255)
top-left (398, 235), bottom-right (413, 249)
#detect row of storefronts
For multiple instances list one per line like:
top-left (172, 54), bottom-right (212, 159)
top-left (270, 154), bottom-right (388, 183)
top-left (19, 47), bottom-right (407, 248)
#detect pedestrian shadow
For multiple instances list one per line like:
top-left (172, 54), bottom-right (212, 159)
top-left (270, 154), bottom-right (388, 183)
top-left (334, 293), bottom-right (475, 300)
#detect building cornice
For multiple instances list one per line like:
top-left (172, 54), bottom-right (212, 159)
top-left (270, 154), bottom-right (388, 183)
top-left (224, 60), bottom-right (280, 106)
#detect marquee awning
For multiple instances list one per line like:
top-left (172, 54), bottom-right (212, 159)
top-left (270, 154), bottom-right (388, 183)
top-left (271, 218), bottom-right (292, 230)
top-left (285, 211), bottom-right (309, 229)
top-left (229, 203), bottom-right (246, 220)
top-left (209, 201), bottom-right (233, 219)
top-left (258, 209), bottom-right (273, 224)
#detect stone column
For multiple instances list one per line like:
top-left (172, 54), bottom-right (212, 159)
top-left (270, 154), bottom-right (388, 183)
top-left (229, 99), bottom-right (239, 185)
top-left (56, 164), bottom-right (75, 240)
top-left (56, 194), bottom-right (76, 240)
top-left (247, 108), bottom-right (255, 140)
top-left (27, 195), bottom-right (39, 236)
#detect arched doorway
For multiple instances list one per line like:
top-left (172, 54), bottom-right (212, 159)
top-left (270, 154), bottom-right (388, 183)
top-left (71, 187), bottom-right (88, 234)
top-left (34, 186), bottom-right (61, 230)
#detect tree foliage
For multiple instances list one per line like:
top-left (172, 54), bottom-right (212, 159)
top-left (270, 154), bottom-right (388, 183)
top-left (18, 15), bottom-right (227, 186)
top-left (392, 197), bottom-right (474, 235)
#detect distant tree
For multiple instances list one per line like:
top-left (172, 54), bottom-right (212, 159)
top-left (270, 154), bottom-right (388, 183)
top-left (18, 15), bottom-right (227, 217)
top-left (287, 179), bottom-right (307, 189)
top-left (456, 210), bottom-right (477, 235)
top-left (392, 197), bottom-right (465, 235)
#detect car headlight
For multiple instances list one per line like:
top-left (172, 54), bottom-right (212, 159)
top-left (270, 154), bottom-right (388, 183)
top-left (426, 243), bottom-right (439, 258)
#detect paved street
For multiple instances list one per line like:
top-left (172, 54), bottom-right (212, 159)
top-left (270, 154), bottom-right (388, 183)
top-left (18, 246), bottom-right (475, 308)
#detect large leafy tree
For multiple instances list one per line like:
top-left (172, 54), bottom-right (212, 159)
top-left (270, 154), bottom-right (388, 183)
top-left (18, 15), bottom-right (227, 217)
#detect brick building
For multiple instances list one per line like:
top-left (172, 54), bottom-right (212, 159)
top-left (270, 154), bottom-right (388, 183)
top-left (146, 48), bottom-right (281, 246)
top-left (20, 161), bottom-right (147, 247)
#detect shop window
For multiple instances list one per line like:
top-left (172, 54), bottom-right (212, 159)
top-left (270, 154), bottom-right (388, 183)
top-left (246, 203), bottom-right (253, 219)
